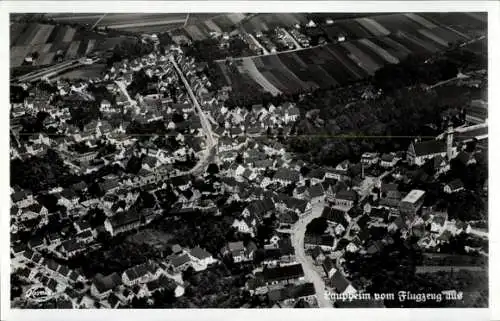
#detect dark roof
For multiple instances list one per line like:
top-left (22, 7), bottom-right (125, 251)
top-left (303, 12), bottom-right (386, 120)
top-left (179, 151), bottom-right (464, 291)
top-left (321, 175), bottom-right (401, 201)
top-left (11, 190), bottom-right (27, 202)
top-left (190, 247), bottom-right (212, 260)
top-left (322, 207), bottom-right (348, 227)
top-left (335, 189), bottom-right (358, 202)
top-left (268, 283), bottom-right (316, 302)
top-left (412, 140), bottom-right (446, 157)
top-left (273, 168), bottom-right (300, 182)
top-left (262, 264), bottom-right (304, 282)
top-left (61, 189), bottom-right (78, 200)
top-left (309, 183), bottom-right (325, 198)
top-left (171, 254), bottom-right (191, 267)
top-left (446, 179), bottom-right (464, 190)
top-left (109, 210), bottom-right (140, 228)
top-left (322, 257), bottom-right (336, 273)
top-left (93, 272), bottom-right (122, 293)
top-left (330, 271), bottom-right (350, 293)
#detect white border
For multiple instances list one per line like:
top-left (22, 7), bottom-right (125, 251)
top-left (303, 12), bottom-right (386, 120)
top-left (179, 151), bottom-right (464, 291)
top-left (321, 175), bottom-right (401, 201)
top-left (1, 1), bottom-right (498, 321)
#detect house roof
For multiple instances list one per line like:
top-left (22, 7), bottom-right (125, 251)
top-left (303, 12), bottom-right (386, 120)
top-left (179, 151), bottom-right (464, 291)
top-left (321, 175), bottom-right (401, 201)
top-left (330, 271), bottom-right (350, 293)
top-left (190, 246), bottom-right (212, 260)
top-left (309, 183), bottom-right (325, 198)
top-left (262, 264), bottom-right (304, 282)
top-left (227, 241), bottom-right (245, 252)
top-left (335, 189), bottom-right (358, 202)
top-left (273, 168), bottom-right (300, 183)
top-left (412, 140), bottom-right (446, 157)
top-left (93, 272), bottom-right (122, 293)
top-left (321, 207), bottom-right (348, 227)
top-left (109, 210), bottom-right (140, 229)
top-left (446, 179), bottom-right (464, 190)
top-left (171, 254), bottom-right (191, 267)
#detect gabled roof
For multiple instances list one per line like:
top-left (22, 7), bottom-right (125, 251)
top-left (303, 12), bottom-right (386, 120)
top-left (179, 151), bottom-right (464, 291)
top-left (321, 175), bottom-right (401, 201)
top-left (262, 264), bottom-right (304, 282)
top-left (412, 140), bottom-right (446, 157)
top-left (170, 253), bottom-right (191, 267)
top-left (93, 272), bottom-right (122, 293)
top-left (309, 183), bottom-right (325, 198)
top-left (335, 189), bottom-right (358, 202)
top-left (330, 271), bottom-right (350, 293)
top-left (446, 179), bottom-right (464, 190)
top-left (190, 246), bottom-right (212, 260)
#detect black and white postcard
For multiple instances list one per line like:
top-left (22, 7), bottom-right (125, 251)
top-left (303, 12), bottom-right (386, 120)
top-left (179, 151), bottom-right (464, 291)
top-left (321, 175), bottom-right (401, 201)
top-left (1, 1), bottom-right (499, 321)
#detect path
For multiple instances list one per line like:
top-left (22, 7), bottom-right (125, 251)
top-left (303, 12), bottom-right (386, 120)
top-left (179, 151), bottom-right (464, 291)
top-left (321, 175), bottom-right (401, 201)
top-left (169, 55), bottom-right (218, 175)
top-left (290, 200), bottom-right (333, 308)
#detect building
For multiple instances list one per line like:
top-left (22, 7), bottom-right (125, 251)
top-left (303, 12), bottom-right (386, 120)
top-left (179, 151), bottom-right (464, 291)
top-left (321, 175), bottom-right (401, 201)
top-left (261, 264), bottom-right (305, 286)
top-left (399, 189), bottom-right (426, 216)
top-left (361, 152), bottom-right (379, 166)
top-left (379, 153), bottom-right (397, 168)
top-left (91, 273), bottom-right (122, 299)
top-left (407, 140), bottom-right (447, 166)
top-left (443, 179), bottom-right (465, 194)
top-left (267, 282), bottom-right (316, 306)
top-left (104, 211), bottom-right (141, 236)
top-left (332, 189), bottom-right (358, 208)
top-left (221, 241), bottom-right (254, 263)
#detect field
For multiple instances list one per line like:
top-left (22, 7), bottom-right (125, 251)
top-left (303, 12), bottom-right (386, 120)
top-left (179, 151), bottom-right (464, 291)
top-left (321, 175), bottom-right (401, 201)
top-left (181, 13), bottom-right (249, 41)
top-left (10, 22), bottom-right (132, 68)
top-left (44, 13), bottom-right (189, 33)
top-left (215, 13), bottom-right (486, 96)
top-left (54, 63), bottom-right (107, 80)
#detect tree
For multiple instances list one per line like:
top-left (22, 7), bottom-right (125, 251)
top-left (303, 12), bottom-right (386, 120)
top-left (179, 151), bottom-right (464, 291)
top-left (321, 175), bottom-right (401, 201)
top-left (206, 163), bottom-right (219, 175)
top-left (305, 217), bottom-right (328, 235)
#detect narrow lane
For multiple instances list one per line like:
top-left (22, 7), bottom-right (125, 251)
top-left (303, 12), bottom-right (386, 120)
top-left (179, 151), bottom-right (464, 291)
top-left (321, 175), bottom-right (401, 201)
top-left (169, 55), bottom-right (218, 175)
top-left (291, 200), bottom-right (333, 308)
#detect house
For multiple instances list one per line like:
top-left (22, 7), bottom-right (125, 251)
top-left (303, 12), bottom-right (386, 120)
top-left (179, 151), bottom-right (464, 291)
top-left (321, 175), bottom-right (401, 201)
top-left (122, 262), bottom-right (159, 286)
top-left (308, 183), bottom-right (325, 203)
top-left (311, 246), bottom-right (325, 264)
top-left (11, 190), bottom-right (34, 208)
top-left (444, 179), bottom-right (464, 194)
top-left (104, 210), bottom-right (141, 236)
top-left (328, 271), bottom-right (356, 295)
top-left (361, 152), bottom-right (379, 166)
top-left (332, 189), bottom-right (358, 208)
top-left (169, 253), bottom-right (192, 272)
top-left (379, 153), bottom-right (397, 168)
top-left (273, 168), bottom-right (300, 185)
top-left (58, 239), bottom-right (86, 258)
top-left (267, 283), bottom-right (316, 306)
top-left (322, 206), bottom-right (348, 228)
top-left (304, 234), bottom-right (335, 251)
top-left (91, 272), bottom-right (122, 299)
top-left (322, 257), bottom-right (337, 278)
top-left (407, 140), bottom-right (447, 166)
top-left (58, 189), bottom-right (80, 208)
top-left (261, 263), bottom-right (305, 286)
top-left (188, 246), bottom-right (216, 267)
top-left (399, 189), bottom-right (426, 216)
top-left (221, 241), bottom-right (253, 263)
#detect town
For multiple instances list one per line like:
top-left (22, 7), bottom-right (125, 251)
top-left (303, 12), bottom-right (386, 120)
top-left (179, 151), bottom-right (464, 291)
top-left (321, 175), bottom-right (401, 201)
top-left (9, 12), bottom-right (488, 309)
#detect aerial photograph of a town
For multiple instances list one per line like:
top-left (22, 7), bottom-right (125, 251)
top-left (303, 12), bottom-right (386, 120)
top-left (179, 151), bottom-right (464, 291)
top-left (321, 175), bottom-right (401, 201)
top-left (8, 11), bottom-right (488, 309)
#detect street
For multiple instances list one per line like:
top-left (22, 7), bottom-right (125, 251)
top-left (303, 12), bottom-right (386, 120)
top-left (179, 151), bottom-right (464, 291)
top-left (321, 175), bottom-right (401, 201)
top-left (290, 200), bottom-right (333, 308)
top-left (169, 55), bottom-right (218, 176)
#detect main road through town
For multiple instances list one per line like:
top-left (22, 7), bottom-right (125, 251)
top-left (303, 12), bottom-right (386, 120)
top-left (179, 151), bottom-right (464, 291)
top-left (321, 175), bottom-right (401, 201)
top-left (290, 200), bottom-right (333, 308)
top-left (169, 55), bottom-right (218, 176)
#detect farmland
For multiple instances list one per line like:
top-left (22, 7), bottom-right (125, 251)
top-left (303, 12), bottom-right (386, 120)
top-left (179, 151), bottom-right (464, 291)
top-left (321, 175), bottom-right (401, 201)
top-left (44, 13), bottom-right (189, 33)
top-left (10, 22), bottom-right (135, 68)
top-left (182, 13), bottom-right (248, 41)
top-left (214, 13), bottom-right (486, 95)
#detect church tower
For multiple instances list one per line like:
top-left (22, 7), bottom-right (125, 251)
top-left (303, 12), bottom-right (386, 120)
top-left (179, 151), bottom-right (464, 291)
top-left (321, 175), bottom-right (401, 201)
top-left (446, 121), bottom-right (454, 160)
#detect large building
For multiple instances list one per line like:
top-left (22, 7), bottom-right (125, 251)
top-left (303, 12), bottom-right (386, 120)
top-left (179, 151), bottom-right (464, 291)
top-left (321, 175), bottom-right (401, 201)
top-left (399, 189), bottom-right (426, 216)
